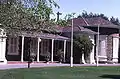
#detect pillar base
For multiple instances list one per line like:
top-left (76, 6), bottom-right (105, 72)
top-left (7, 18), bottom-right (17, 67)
top-left (112, 58), bottom-right (118, 63)
top-left (90, 61), bottom-right (96, 64)
top-left (0, 58), bottom-right (7, 65)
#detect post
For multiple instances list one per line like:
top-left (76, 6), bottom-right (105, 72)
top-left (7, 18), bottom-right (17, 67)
top-left (28, 38), bottom-right (31, 68)
top-left (96, 25), bottom-right (100, 66)
top-left (70, 17), bottom-right (74, 67)
top-left (21, 35), bottom-right (24, 62)
top-left (37, 38), bottom-right (41, 62)
top-left (63, 40), bottom-right (67, 62)
top-left (51, 39), bottom-right (54, 62)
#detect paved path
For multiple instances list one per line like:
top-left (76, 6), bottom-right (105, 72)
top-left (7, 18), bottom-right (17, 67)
top-left (0, 63), bottom-right (120, 70)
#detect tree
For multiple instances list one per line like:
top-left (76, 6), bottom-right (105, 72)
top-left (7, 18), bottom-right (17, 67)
top-left (57, 13), bottom-right (75, 26)
top-left (110, 17), bottom-right (120, 25)
top-left (77, 11), bottom-right (109, 21)
top-left (74, 34), bottom-right (93, 63)
top-left (115, 18), bottom-right (120, 25)
top-left (56, 19), bottom-right (68, 26)
top-left (0, 0), bottom-right (59, 34)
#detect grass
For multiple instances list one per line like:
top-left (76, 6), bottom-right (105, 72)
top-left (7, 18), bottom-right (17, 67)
top-left (0, 66), bottom-right (120, 79)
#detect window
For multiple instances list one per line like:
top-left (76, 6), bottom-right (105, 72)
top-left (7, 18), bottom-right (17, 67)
top-left (41, 39), bottom-right (49, 55)
top-left (8, 37), bottom-right (19, 55)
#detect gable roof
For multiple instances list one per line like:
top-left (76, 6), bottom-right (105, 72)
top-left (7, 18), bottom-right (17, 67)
top-left (56, 25), bottom-right (97, 34)
top-left (71, 17), bottom-right (116, 26)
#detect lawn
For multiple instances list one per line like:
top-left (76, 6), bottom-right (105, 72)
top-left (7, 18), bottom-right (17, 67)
top-left (0, 66), bottom-right (120, 79)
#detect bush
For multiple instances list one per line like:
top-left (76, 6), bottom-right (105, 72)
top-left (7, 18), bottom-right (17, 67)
top-left (56, 49), bottom-right (64, 63)
top-left (74, 34), bottom-right (93, 63)
top-left (42, 52), bottom-right (50, 62)
top-left (29, 52), bottom-right (36, 62)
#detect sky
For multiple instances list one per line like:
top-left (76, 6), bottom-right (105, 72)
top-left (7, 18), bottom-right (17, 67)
top-left (52, 0), bottom-right (120, 19)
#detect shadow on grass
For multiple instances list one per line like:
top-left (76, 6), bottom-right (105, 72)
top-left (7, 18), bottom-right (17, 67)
top-left (100, 75), bottom-right (120, 79)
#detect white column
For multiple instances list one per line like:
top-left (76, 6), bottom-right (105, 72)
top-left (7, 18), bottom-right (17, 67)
top-left (89, 35), bottom-right (96, 64)
top-left (63, 40), bottom-right (67, 62)
top-left (96, 25), bottom-right (100, 66)
top-left (51, 39), bottom-right (54, 62)
top-left (21, 36), bottom-right (24, 62)
top-left (0, 36), bottom-right (7, 64)
top-left (37, 38), bottom-right (41, 62)
top-left (113, 37), bottom-right (119, 63)
top-left (70, 17), bottom-right (74, 67)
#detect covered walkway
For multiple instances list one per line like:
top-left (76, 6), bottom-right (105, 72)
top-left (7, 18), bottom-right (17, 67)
top-left (6, 32), bottom-right (70, 63)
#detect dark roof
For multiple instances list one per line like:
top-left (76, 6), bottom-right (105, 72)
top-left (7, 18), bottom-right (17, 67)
top-left (72, 17), bottom-right (116, 26)
top-left (67, 17), bottom-right (120, 30)
top-left (56, 25), bottom-right (97, 34)
top-left (17, 32), bottom-right (69, 41)
top-left (83, 25), bottom-right (120, 29)
top-left (55, 17), bottom-right (120, 35)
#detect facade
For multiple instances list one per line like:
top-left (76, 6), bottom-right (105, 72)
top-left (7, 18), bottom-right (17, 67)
top-left (0, 17), bottom-right (120, 64)
top-left (70, 17), bottom-right (120, 63)
top-left (0, 29), bottom-right (69, 64)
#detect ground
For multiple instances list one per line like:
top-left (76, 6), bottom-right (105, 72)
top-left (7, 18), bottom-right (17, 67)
top-left (0, 66), bottom-right (120, 79)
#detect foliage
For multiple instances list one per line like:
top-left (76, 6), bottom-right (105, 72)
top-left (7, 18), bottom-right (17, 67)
top-left (0, 0), bottom-right (59, 34)
top-left (110, 17), bottom-right (120, 25)
top-left (74, 34), bottom-right (93, 61)
top-left (30, 52), bottom-right (36, 62)
top-left (56, 19), bottom-right (68, 26)
top-left (78, 11), bottom-right (109, 21)
top-left (24, 0), bottom-right (59, 20)
top-left (56, 13), bottom-right (76, 26)
top-left (42, 51), bottom-right (50, 62)
top-left (56, 49), bottom-right (64, 62)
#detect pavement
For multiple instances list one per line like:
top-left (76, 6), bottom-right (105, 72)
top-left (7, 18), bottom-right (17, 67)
top-left (0, 63), bottom-right (120, 70)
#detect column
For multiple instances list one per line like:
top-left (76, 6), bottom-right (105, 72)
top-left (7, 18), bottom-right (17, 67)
top-left (96, 35), bottom-right (99, 66)
top-left (51, 39), bottom-right (54, 62)
top-left (89, 35), bottom-right (96, 64)
top-left (63, 40), bottom-right (66, 62)
top-left (37, 38), bottom-right (41, 62)
top-left (21, 35), bottom-right (24, 62)
top-left (0, 36), bottom-right (7, 64)
top-left (113, 37), bottom-right (119, 63)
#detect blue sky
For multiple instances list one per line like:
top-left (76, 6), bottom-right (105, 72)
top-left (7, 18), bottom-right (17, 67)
top-left (52, 0), bottom-right (120, 19)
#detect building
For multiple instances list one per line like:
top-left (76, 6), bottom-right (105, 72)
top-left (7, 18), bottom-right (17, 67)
top-left (0, 17), bottom-right (120, 64)
top-left (68, 17), bottom-right (120, 63)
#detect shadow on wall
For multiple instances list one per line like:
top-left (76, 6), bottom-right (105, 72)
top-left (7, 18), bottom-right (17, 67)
top-left (100, 75), bottom-right (120, 79)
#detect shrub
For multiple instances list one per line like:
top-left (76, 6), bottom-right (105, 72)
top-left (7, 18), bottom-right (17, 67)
top-left (56, 49), bottom-right (64, 63)
top-left (74, 34), bottom-right (93, 63)
top-left (42, 52), bottom-right (50, 62)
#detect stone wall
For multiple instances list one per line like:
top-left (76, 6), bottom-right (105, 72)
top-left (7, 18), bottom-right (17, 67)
top-left (107, 35), bottom-right (113, 63)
